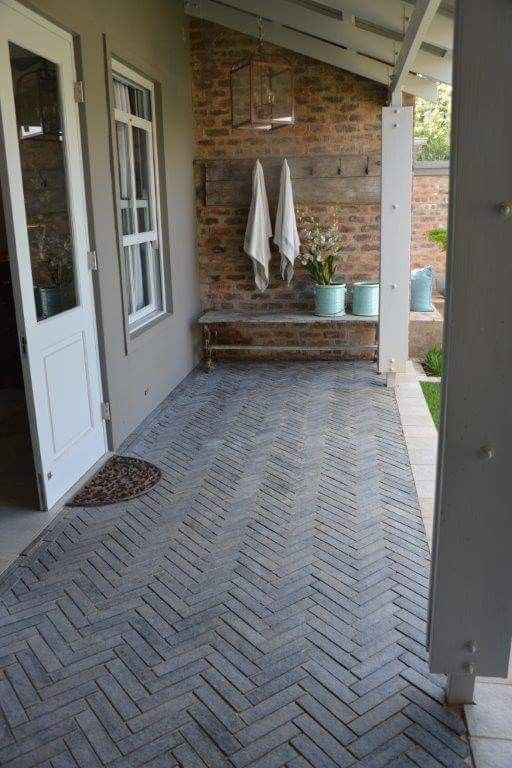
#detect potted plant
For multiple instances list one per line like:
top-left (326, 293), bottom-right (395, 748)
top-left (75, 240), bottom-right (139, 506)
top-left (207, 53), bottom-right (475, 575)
top-left (299, 220), bottom-right (347, 316)
top-left (34, 251), bottom-right (74, 319)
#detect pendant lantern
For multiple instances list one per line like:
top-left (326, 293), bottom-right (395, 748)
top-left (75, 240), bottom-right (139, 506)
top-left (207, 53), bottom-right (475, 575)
top-left (230, 19), bottom-right (294, 131)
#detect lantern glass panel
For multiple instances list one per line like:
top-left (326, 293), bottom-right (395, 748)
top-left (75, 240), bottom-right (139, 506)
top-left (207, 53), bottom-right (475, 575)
top-left (251, 59), bottom-right (273, 127)
top-left (270, 67), bottom-right (293, 125)
top-left (231, 62), bottom-right (251, 128)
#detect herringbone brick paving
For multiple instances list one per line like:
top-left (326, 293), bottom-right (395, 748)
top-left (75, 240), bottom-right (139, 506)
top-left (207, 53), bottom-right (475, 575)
top-left (0, 363), bottom-right (471, 767)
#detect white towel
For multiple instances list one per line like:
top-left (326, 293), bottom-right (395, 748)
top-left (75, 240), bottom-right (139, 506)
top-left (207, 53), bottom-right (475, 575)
top-left (244, 160), bottom-right (272, 292)
top-left (274, 158), bottom-right (300, 285)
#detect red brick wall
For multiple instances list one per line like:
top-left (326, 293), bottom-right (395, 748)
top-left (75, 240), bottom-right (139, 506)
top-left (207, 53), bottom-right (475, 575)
top-left (411, 173), bottom-right (449, 279)
top-left (190, 19), bottom-right (385, 312)
top-left (190, 19), bottom-right (448, 312)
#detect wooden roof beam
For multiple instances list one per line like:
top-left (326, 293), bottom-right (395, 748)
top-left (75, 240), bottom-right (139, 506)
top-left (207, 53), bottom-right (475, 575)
top-left (389, 0), bottom-right (443, 104)
top-left (185, 0), bottom-right (438, 100)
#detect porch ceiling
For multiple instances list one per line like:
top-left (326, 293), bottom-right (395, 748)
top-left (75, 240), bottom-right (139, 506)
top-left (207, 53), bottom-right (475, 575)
top-left (184, 0), bottom-right (454, 101)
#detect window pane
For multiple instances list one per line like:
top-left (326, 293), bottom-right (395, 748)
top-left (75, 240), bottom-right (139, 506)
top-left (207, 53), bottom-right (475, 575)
top-left (10, 43), bottom-right (77, 321)
top-left (115, 121), bottom-right (134, 235)
top-left (113, 76), bottom-right (151, 119)
top-left (132, 126), bottom-right (152, 233)
top-left (124, 243), bottom-right (151, 315)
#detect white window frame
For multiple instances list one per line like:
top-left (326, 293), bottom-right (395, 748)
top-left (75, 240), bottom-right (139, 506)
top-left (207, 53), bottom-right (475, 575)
top-left (112, 59), bottom-right (165, 331)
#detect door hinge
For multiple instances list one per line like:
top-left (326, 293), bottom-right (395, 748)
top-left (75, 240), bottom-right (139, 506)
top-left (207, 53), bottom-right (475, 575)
top-left (74, 80), bottom-right (85, 103)
top-left (87, 250), bottom-right (98, 271)
top-left (101, 402), bottom-right (111, 421)
top-left (20, 335), bottom-right (27, 357)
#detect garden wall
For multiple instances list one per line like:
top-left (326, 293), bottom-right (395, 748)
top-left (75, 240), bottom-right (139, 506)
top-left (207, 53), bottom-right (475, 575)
top-left (412, 172), bottom-right (449, 280)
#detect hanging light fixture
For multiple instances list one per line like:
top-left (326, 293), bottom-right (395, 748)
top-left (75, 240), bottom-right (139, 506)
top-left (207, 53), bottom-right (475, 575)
top-left (230, 18), bottom-right (294, 131)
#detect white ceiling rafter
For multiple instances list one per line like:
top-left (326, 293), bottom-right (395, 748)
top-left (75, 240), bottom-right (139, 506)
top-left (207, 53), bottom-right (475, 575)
top-left (218, 0), bottom-right (452, 84)
top-left (389, 0), bottom-right (443, 103)
top-left (305, 0), bottom-right (454, 51)
top-left (184, 0), bottom-right (438, 101)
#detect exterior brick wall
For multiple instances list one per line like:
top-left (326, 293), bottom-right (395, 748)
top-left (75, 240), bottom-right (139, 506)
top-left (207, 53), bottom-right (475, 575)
top-left (412, 173), bottom-right (449, 280)
top-left (190, 20), bottom-right (448, 361)
top-left (190, 19), bottom-right (385, 313)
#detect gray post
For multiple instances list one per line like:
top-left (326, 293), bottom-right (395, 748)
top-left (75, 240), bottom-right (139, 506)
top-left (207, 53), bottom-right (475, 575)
top-left (446, 674), bottom-right (476, 705)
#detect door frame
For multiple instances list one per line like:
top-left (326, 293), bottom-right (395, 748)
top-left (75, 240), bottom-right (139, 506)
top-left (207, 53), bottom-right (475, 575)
top-left (0, 0), bottom-right (107, 510)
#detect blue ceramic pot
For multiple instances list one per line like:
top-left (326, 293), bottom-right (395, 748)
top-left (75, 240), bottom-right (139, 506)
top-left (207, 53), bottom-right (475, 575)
top-left (352, 281), bottom-right (379, 316)
top-left (314, 283), bottom-right (346, 317)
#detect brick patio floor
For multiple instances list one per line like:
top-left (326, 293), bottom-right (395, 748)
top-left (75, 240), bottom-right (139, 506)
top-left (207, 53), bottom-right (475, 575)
top-left (0, 363), bottom-right (470, 767)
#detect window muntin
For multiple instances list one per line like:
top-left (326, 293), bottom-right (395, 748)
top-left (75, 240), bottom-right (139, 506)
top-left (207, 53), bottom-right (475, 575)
top-left (112, 64), bottom-right (163, 329)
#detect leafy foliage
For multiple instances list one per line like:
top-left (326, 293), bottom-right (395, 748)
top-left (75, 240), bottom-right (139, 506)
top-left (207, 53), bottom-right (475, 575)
top-left (415, 84), bottom-right (451, 162)
top-left (427, 228), bottom-right (448, 253)
top-left (424, 346), bottom-right (443, 377)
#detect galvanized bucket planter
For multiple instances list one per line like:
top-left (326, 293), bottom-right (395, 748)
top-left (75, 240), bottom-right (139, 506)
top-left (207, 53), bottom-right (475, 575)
top-left (314, 283), bottom-right (346, 316)
top-left (352, 281), bottom-right (379, 316)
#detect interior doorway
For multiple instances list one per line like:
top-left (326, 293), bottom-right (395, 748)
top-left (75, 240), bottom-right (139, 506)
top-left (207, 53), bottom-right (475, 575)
top-left (0, 181), bottom-right (38, 510)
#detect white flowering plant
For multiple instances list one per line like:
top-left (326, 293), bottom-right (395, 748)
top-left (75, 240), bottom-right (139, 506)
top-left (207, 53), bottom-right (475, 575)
top-left (298, 218), bottom-right (346, 285)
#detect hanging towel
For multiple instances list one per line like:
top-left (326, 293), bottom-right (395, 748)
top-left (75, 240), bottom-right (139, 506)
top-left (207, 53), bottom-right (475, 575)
top-left (244, 160), bottom-right (272, 291)
top-left (274, 158), bottom-right (300, 285)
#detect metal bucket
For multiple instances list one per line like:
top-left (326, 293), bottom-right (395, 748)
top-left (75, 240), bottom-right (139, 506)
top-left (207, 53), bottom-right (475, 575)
top-left (314, 283), bottom-right (346, 317)
top-left (352, 281), bottom-right (379, 316)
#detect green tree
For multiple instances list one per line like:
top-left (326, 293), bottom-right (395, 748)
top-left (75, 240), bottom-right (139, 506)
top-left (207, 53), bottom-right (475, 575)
top-left (415, 83), bottom-right (451, 161)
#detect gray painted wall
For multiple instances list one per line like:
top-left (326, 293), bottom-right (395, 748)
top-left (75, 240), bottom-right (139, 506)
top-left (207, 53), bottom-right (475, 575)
top-left (23, 0), bottom-right (201, 447)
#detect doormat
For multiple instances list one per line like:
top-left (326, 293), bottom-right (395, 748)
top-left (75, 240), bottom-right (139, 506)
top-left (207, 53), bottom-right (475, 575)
top-left (67, 455), bottom-right (161, 507)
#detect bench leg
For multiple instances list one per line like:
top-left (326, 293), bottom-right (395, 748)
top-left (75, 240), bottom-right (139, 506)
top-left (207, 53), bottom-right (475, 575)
top-left (203, 325), bottom-right (214, 373)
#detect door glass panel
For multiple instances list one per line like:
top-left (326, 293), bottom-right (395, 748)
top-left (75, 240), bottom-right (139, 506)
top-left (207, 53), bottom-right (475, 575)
top-left (115, 121), bottom-right (134, 235)
top-left (132, 126), bottom-right (152, 233)
top-left (9, 43), bottom-right (78, 321)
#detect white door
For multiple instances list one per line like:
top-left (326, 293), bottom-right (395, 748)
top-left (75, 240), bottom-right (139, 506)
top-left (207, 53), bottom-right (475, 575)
top-left (0, 0), bottom-right (107, 509)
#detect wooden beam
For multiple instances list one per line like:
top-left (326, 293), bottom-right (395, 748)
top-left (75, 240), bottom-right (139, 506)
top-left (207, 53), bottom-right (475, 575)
top-left (315, 0), bottom-right (454, 52)
top-left (389, 0), bottom-right (443, 103)
top-left (429, 0), bottom-right (512, 682)
top-left (202, 154), bottom-right (381, 206)
top-left (378, 106), bottom-right (413, 378)
top-left (185, 0), bottom-right (438, 100)
top-left (218, 0), bottom-right (452, 84)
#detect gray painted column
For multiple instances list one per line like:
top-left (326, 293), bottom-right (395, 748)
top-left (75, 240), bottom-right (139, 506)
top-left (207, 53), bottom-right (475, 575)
top-left (429, 0), bottom-right (512, 692)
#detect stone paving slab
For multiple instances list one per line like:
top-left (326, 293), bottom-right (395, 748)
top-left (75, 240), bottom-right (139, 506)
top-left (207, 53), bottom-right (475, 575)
top-left (0, 362), bottom-right (470, 767)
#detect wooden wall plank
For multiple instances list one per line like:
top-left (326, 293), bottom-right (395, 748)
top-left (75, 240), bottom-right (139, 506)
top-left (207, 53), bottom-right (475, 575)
top-left (201, 154), bottom-right (381, 206)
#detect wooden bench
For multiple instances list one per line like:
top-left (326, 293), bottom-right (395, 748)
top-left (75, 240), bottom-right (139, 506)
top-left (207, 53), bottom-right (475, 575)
top-left (198, 311), bottom-right (378, 370)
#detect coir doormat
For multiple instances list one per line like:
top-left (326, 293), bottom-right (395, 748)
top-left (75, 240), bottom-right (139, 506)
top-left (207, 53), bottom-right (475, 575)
top-left (67, 455), bottom-right (161, 507)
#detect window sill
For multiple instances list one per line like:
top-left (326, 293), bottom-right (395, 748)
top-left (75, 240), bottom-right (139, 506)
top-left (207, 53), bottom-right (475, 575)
top-left (129, 308), bottom-right (169, 339)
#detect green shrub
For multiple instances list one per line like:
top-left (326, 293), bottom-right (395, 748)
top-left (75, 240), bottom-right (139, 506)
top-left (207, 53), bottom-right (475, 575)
top-left (427, 228), bottom-right (448, 253)
top-left (424, 346), bottom-right (443, 377)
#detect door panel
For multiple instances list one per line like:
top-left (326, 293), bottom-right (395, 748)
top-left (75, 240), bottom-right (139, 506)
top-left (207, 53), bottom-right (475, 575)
top-left (43, 333), bottom-right (93, 455)
top-left (0, 0), bottom-right (106, 509)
